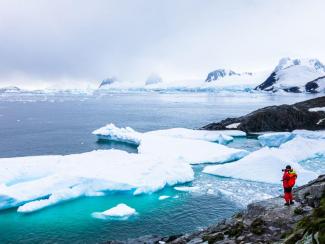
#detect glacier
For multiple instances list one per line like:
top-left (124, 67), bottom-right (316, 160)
top-left (203, 136), bottom-right (325, 185)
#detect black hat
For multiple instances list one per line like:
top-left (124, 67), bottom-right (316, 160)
top-left (286, 165), bottom-right (292, 170)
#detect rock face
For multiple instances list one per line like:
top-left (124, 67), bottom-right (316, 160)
top-left (255, 57), bottom-right (325, 93)
top-left (202, 96), bottom-right (325, 132)
top-left (305, 76), bottom-right (325, 93)
top-left (106, 175), bottom-right (325, 244)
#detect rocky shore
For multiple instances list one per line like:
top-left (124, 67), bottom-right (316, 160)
top-left (202, 96), bottom-right (325, 133)
top-left (107, 175), bottom-right (325, 244)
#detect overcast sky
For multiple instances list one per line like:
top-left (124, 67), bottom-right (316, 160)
top-left (0, 0), bottom-right (324, 88)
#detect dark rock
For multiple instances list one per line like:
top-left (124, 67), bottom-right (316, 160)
top-left (250, 218), bottom-right (265, 235)
top-left (202, 96), bottom-right (325, 132)
top-left (202, 232), bottom-right (224, 243)
top-left (255, 71), bottom-right (277, 91)
top-left (305, 75), bottom-right (325, 93)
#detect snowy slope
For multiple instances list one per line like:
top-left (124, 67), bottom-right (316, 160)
top-left (256, 57), bottom-right (325, 93)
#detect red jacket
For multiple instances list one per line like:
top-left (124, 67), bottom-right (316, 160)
top-left (282, 169), bottom-right (297, 188)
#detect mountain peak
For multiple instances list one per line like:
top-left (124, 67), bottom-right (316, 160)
top-left (275, 57), bottom-right (325, 73)
top-left (205, 69), bottom-right (244, 82)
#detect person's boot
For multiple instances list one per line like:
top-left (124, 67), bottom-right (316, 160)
top-left (290, 200), bottom-right (294, 205)
top-left (284, 202), bottom-right (290, 206)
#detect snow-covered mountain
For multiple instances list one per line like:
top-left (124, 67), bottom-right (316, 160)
top-left (0, 86), bottom-right (21, 93)
top-left (145, 74), bottom-right (162, 86)
top-left (205, 69), bottom-right (252, 82)
top-left (99, 77), bottom-right (117, 88)
top-left (255, 58), bottom-right (325, 93)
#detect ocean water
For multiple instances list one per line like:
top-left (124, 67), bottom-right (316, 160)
top-left (0, 92), bottom-right (318, 242)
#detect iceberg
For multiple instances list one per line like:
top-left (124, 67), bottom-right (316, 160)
top-left (203, 136), bottom-right (324, 185)
top-left (257, 130), bottom-right (325, 147)
top-left (292, 130), bottom-right (325, 140)
top-left (93, 124), bottom-right (249, 165)
top-left (258, 132), bottom-right (295, 147)
top-left (138, 135), bottom-right (249, 165)
top-left (92, 124), bottom-right (142, 145)
top-left (92, 203), bottom-right (136, 220)
top-left (0, 150), bottom-right (194, 212)
top-left (92, 123), bottom-right (246, 145)
top-left (158, 195), bottom-right (170, 200)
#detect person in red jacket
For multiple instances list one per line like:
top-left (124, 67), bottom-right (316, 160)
top-left (282, 165), bottom-right (297, 206)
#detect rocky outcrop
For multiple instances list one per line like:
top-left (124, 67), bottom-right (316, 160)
top-left (202, 96), bottom-right (325, 132)
top-left (106, 175), bottom-right (325, 244)
top-left (305, 76), bottom-right (325, 93)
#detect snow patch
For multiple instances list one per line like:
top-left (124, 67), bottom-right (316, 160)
top-left (309, 107), bottom-right (325, 112)
top-left (226, 123), bottom-right (240, 129)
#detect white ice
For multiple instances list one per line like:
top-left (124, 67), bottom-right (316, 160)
top-left (92, 123), bottom-right (142, 145)
top-left (138, 134), bottom-right (249, 165)
top-left (92, 123), bottom-right (246, 145)
top-left (93, 124), bottom-right (249, 165)
top-left (158, 195), bottom-right (170, 200)
top-left (203, 136), bottom-right (324, 185)
top-left (0, 150), bottom-right (194, 212)
top-left (92, 203), bottom-right (136, 220)
top-left (258, 132), bottom-right (295, 147)
top-left (257, 130), bottom-right (325, 147)
top-left (174, 186), bottom-right (200, 192)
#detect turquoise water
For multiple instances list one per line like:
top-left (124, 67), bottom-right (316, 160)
top-left (0, 92), bottom-right (316, 242)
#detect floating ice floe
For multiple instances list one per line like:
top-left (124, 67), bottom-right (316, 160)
top-left (258, 132), bottom-right (295, 147)
top-left (203, 136), bottom-right (324, 185)
top-left (0, 150), bottom-right (194, 212)
top-left (158, 195), bottom-right (170, 200)
top-left (174, 186), bottom-right (200, 192)
top-left (92, 123), bottom-right (246, 145)
top-left (92, 124), bottom-right (248, 165)
top-left (92, 124), bottom-right (142, 145)
top-left (257, 130), bottom-right (325, 147)
top-left (138, 135), bottom-right (249, 165)
top-left (292, 130), bottom-right (325, 140)
top-left (92, 203), bottom-right (137, 220)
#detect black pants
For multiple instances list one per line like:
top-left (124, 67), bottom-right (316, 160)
top-left (284, 187), bottom-right (292, 193)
